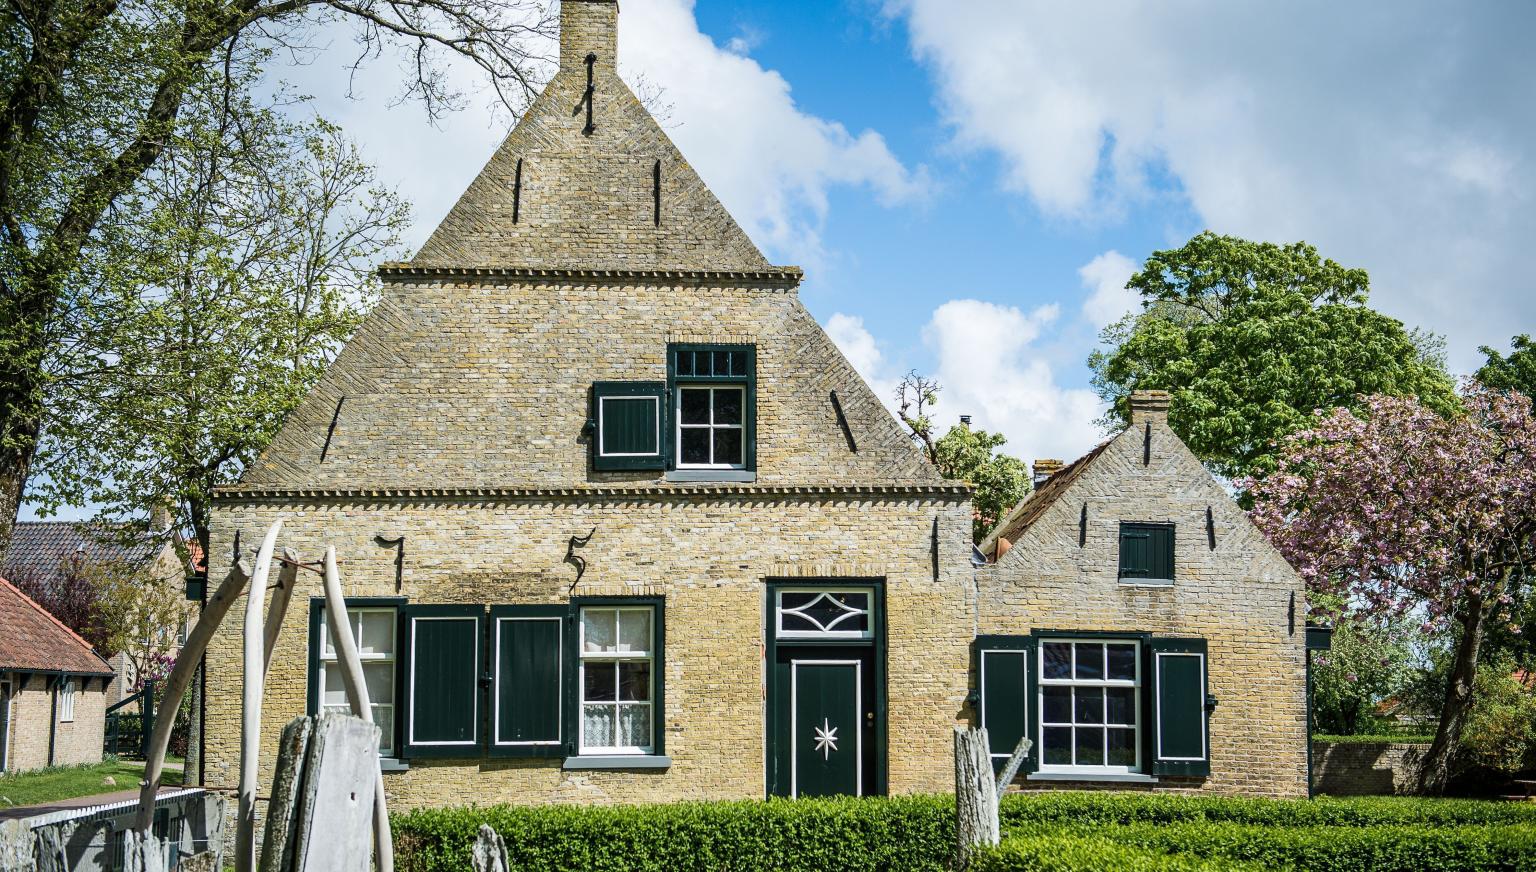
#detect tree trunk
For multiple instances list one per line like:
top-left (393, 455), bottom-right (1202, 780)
top-left (0, 413), bottom-right (39, 565)
top-left (1418, 594), bottom-right (1490, 795)
top-left (954, 727), bottom-right (998, 869)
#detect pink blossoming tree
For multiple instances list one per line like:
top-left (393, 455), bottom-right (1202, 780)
top-left (1248, 386), bottom-right (1536, 794)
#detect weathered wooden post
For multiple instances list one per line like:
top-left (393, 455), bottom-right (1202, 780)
top-left (135, 557), bottom-right (254, 832)
top-left (471, 825), bottom-right (510, 872)
top-left (236, 520), bottom-right (284, 872)
top-left (322, 545), bottom-right (395, 872)
top-left (954, 727), bottom-right (999, 868)
top-left (287, 716), bottom-right (380, 872)
top-left (258, 717), bottom-right (314, 872)
top-left (0, 819), bottom-right (33, 872)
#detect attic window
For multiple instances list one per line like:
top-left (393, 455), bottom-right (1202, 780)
top-left (669, 344), bottom-right (755, 475)
top-left (1119, 523), bottom-right (1174, 584)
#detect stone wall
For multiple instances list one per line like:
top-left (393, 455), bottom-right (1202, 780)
top-left (1311, 741), bottom-right (1426, 796)
top-left (976, 406), bottom-right (1310, 798)
top-left (2, 673), bottom-right (106, 771)
top-left (204, 492), bottom-right (975, 809)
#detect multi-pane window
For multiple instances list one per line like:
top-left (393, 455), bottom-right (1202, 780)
top-left (677, 386), bottom-right (745, 468)
top-left (775, 589), bottom-right (872, 640)
top-left (579, 606), bottom-right (655, 754)
top-left (58, 678), bottom-right (75, 722)
top-left (318, 608), bottom-right (396, 756)
top-left (1039, 640), bottom-right (1140, 773)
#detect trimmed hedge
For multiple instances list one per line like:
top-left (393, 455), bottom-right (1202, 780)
top-left (972, 834), bottom-right (1255, 871)
top-left (999, 791), bottom-right (1536, 829)
top-left (393, 795), bottom-right (954, 872)
top-left (1314, 734), bottom-right (1433, 744)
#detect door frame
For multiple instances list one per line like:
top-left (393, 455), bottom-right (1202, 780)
top-left (765, 578), bottom-right (887, 798)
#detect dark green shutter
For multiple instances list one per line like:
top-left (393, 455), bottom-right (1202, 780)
top-left (402, 605), bottom-right (484, 758)
top-left (592, 382), bottom-right (666, 470)
top-left (1120, 523), bottom-right (1174, 580)
top-left (1149, 637), bottom-right (1210, 776)
top-left (974, 636), bottom-right (1035, 776)
top-left (489, 605), bottom-right (567, 757)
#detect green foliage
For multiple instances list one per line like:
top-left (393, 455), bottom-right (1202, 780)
top-left (0, 759), bottom-right (177, 807)
top-left (1087, 231), bottom-right (1457, 479)
top-left (1314, 734), bottom-right (1434, 744)
top-left (933, 424), bottom-right (1030, 542)
top-left (1308, 603), bottom-right (1420, 735)
top-left (973, 833), bottom-right (1253, 871)
top-left (1453, 654), bottom-right (1536, 778)
top-left (996, 792), bottom-right (1536, 829)
top-left (1479, 335), bottom-right (1536, 397)
top-left (393, 795), bottom-right (956, 872)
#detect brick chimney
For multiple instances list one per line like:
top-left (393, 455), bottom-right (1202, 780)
top-left (1128, 389), bottom-right (1170, 426)
top-left (1032, 458), bottom-right (1064, 487)
top-left (561, 0), bottom-right (619, 71)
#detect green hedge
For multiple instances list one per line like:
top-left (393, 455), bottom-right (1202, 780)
top-left (1314, 734), bottom-right (1433, 744)
top-left (972, 834), bottom-right (1256, 871)
top-left (393, 795), bottom-right (954, 872)
top-left (1107, 821), bottom-right (1536, 872)
top-left (999, 792), bottom-right (1536, 829)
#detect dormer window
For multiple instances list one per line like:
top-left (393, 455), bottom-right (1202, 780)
top-left (668, 344), bottom-right (756, 478)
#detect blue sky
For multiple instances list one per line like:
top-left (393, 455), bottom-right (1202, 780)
top-left (23, 0), bottom-right (1536, 521)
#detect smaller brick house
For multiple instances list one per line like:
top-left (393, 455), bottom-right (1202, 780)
top-left (0, 575), bottom-right (115, 773)
top-left (971, 391), bottom-right (1310, 797)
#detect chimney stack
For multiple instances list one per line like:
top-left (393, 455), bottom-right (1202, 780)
top-left (561, 0), bottom-right (619, 71)
top-left (1128, 389), bottom-right (1170, 426)
top-left (1032, 458), bottom-right (1064, 487)
top-left (150, 504), bottom-right (173, 532)
top-left (959, 415), bottom-right (972, 427)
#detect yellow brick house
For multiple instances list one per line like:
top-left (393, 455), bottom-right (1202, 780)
top-left (203, 0), bottom-right (1312, 808)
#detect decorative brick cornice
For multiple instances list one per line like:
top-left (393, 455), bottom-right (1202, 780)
top-left (377, 264), bottom-right (804, 284)
top-left (213, 483), bottom-right (972, 504)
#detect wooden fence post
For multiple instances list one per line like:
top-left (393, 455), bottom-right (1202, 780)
top-left (954, 727), bottom-right (999, 869)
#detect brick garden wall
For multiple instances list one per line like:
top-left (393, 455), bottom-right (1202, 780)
top-left (1311, 741), bottom-right (1427, 796)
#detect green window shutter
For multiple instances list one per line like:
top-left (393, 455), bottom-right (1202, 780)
top-left (1149, 637), bottom-right (1210, 776)
top-left (592, 382), bottom-right (666, 470)
top-left (401, 605), bottom-right (485, 758)
top-left (974, 635), bottom-right (1035, 776)
top-left (1120, 523), bottom-right (1174, 580)
top-left (489, 605), bottom-right (567, 757)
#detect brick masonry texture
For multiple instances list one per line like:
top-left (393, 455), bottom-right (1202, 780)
top-left (204, 496), bottom-right (975, 808)
top-left (976, 407), bottom-right (1310, 798)
top-left (2, 674), bottom-right (107, 772)
top-left (1311, 741), bottom-right (1427, 796)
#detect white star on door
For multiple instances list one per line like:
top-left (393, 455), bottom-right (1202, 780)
top-left (813, 718), bottom-right (839, 759)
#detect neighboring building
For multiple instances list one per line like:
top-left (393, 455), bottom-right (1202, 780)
top-left (203, 0), bottom-right (973, 808)
top-left (201, 3), bottom-right (1312, 808)
top-left (2, 520), bottom-right (196, 704)
top-left (972, 391), bottom-right (1309, 796)
top-left (0, 576), bottom-right (115, 772)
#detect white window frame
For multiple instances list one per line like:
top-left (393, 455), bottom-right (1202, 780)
top-left (1037, 638), bottom-right (1141, 776)
top-left (675, 384), bottom-right (746, 469)
top-left (774, 587), bottom-right (874, 641)
top-left (578, 606), bottom-right (655, 755)
top-left (319, 607), bottom-right (397, 757)
top-left (597, 394), bottom-right (662, 458)
top-left (58, 677), bottom-right (76, 723)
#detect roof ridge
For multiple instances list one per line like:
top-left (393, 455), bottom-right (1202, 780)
top-left (0, 574), bottom-right (111, 667)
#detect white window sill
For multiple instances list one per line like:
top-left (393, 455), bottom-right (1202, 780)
top-left (563, 755), bottom-right (673, 770)
top-left (1118, 578), bottom-right (1174, 588)
top-left (380, 758), bottom-right (409, 772)
top-left (666, 470), bottom-right (756, 483)
top-left (1027, 772), bottom-right (1157, 783)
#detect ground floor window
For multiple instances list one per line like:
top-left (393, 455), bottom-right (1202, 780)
top-left (58, 677), bottom-right (76, 723)
top-left (1039, 639), bottom-right (1140, 773)
top-left (579, 605), bottom-right (656, 754)
top-left (316, 606), bottom-right (397, 756)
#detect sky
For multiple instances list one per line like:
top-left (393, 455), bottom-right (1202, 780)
top-left (23, 0), bottom-right (1536, 521)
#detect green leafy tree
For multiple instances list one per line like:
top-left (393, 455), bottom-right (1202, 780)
top-left (0, 0), bottom-right (553, 560)
top-left (1088, 231), bottom-right (1457, 480)
top-left (934, 424), bottom-right (1030, 543)
top-left (1477, 336), bottom-right (1536, 669)
top-left (1479, 335), bottom-right (1536, 397)
top-left (27, 79), bottom-right (408, 561)
top-left (1308, 597), bottom-right (1419, 736)
top-left (894, 372), bottom-right (1030, 543)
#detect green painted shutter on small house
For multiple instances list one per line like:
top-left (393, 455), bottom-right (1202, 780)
top-left (1120, 523), bottom-right (1174, 581)
top-left (401, 605), bottom-right (484, 757)
top-left (490, 605), bottom-right (567, 756)
top-left (592, 382), bottom-right (667, 470)
top-left (1148, 637), bottom-right (1211, 776)
top-left (975, 635), bottom-right (1036, 776)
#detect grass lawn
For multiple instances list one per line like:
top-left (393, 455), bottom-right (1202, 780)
top-left (0, 757), bottom-right (183, 809)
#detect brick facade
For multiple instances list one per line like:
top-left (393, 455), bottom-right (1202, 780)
top-left (2, 673), bottom-right (108, 772)
top-left (1311, 741), bottom-right (1426, 796)
top-left (974, 397), bottom-right (1310, 797)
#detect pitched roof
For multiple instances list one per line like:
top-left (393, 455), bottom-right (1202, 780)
top-left (0, 575), bottom-right (114, 676)
top-left (979, 440), bottom-right (1111, 560)
top-left (2, 521), bottom-right (163, 584)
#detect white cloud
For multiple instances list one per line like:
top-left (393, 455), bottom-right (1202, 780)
top-left (887, 0), bottom-right (1536, 371)
top-left (923, 300), bottom-right (1103, 465)
top-left (277, 0), bottom-right (925, 269)
top-left (826, 313), bottom-right (901, 411)
top-left (1078, 250), bottom-right (1139, 329)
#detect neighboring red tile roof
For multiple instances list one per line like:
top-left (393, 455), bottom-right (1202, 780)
top-left (979, 439), bottom-right (1112, 560)
top-left (0, 575), bottom-right (114, 676)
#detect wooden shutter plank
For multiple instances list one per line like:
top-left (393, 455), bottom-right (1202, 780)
top-left (490, 606), bottom-right (567, 757)
top-left (974, 636), bottom-right (1035, 777)
top-left (1149, 636), bottom-right (1210, 776)
top-left (592, 382), bottom-right (666, 470)
top-left (402, 606), bottom-right (484, 757)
